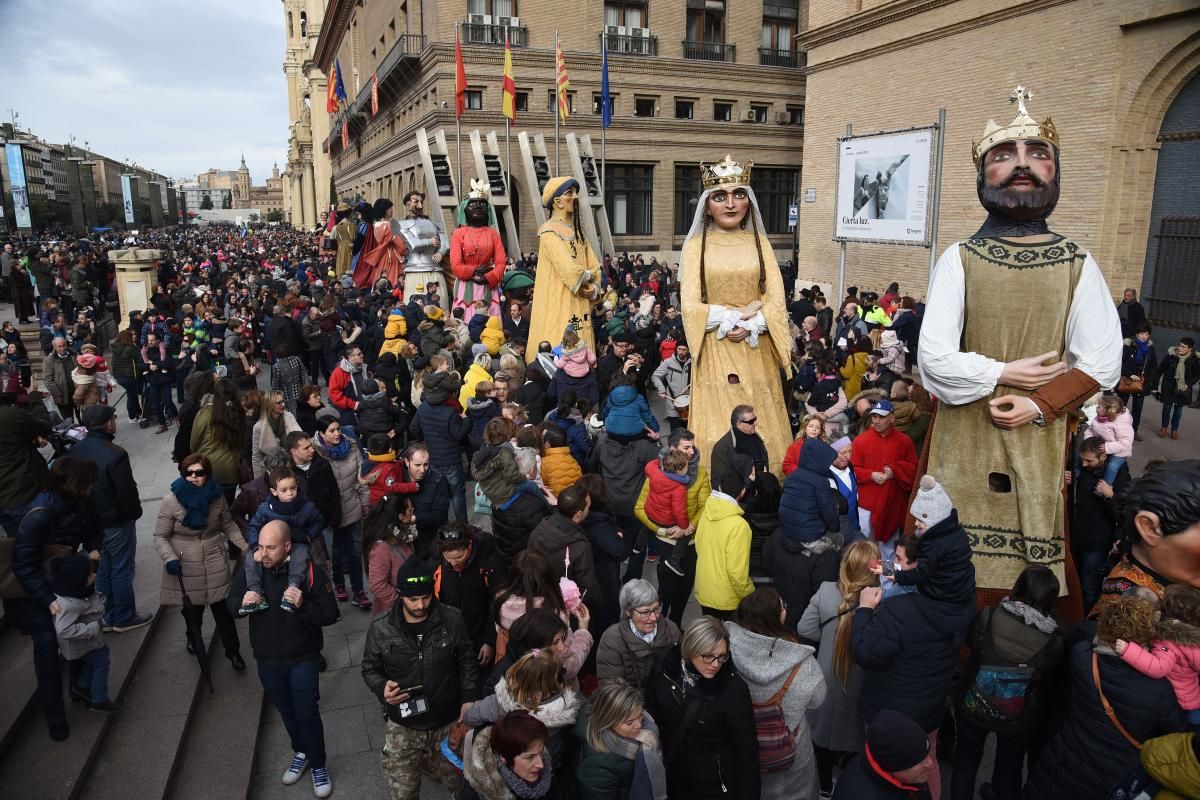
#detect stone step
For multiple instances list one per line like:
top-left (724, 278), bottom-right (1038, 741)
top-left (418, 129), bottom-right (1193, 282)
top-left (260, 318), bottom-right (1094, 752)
top-left (166, 617), bottom-right (264, 800)
top-left (0, 607), bottom-right (161, 800)
top-left (0, 616), bottom-right (39, 757)
top-left (76, 607), bottom-right (219, 800)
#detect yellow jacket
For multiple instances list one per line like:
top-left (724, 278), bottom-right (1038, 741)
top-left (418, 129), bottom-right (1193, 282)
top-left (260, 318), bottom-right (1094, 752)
top-left (541, 446), bottom-right (583, 496)
top-left (693, 492), bottom-right (754, 611)
top-left (459, 362), bottom-right (493, 408)
top-left (377, 312), bottom-right (408, 359)
top-left (481, 316), bottom-right (506, 357)
top-left (635, 460), bottom-right (711, 547)
top-left (1140, 733), bottom-right (1200, 800)
top-left (839, 351), bottom-right (869, 400)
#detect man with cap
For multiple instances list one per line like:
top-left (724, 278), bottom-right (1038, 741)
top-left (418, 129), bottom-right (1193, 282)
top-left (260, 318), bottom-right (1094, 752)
top-left (527, 177), bottom-right (601, 353)
top-left (69, 404), bottom-right (151, 632)
top-left (596, 331), bottom-right (637, 409)
top-left (361, 556), bottom-right (479, 800)
top-left (832, 709), bottom-right (935, 799)
top-left (850, 399), bottom-right (917, 558)
top-left (228, 520), bottom-right (340, 798)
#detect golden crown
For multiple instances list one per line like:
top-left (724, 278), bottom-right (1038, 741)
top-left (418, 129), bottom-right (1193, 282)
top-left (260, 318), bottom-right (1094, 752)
top-left (467, 178), bottom-right (491, 200)
top-left (972, 86), bottom-right (1060, 166)
top-left (700, 155), bottom-right (753, 190)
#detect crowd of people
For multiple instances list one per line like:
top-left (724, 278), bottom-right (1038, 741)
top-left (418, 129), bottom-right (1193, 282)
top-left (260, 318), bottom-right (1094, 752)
top-left (0, 153), bottom-right (1199, 800)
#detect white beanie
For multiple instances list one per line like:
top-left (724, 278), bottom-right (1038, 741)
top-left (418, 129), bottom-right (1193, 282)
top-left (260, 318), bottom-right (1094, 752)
top-left (910, 474), bottom-right (953, 529)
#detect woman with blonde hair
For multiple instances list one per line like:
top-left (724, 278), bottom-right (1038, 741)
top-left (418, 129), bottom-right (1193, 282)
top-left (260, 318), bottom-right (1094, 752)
top-left (782, 412), bottom-right (828, 476)
top-left (573, 682), bottom-right (668, 800)
top-left (464, 648), bottom-right (582, 768)
top-left (797, 538), bottom-right (879, 798)
top-left (251, 390), bottom-right (301, 478)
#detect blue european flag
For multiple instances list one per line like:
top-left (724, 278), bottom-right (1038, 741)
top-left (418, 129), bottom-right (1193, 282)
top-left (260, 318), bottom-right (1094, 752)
top-left (600, 43), bottom-right (612, 129)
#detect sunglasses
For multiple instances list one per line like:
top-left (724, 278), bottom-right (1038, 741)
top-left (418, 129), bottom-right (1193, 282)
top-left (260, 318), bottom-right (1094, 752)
top-left (184, 468), bottom-right (208, 477)
top-left (739, 417), bottom-right (758, 426)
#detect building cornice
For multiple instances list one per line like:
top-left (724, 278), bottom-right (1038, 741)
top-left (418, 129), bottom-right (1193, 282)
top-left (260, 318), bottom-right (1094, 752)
top-left (313, 0), bottom-right (354, 73)
top-left (800, 0), bottom-right (1074, 75)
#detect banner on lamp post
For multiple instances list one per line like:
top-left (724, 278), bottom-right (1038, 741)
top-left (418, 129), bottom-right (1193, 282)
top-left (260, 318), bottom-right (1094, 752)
top-left (5, 144), bottom-right (32, 230)
top-left (121, 174), bottom-right (135, 224)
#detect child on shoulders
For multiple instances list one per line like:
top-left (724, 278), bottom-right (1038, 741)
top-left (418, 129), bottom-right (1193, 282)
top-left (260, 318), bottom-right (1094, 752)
top-left (239, 467), bottom-right (326, 615)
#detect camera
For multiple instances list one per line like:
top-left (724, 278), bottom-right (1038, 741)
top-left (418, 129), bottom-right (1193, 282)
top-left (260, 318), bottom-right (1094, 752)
top-left (397, 687), bottom-right (428, 719)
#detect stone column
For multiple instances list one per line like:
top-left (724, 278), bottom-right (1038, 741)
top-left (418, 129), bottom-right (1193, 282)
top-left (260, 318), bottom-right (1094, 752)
top-left (301, 163), bottom-right (317, 229)
top-left (110, 248), bottom-right (160, 330)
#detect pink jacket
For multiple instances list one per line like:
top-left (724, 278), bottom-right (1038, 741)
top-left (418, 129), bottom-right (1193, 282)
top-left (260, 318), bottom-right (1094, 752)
top-left (1087, 410), bottom-right (1135, 459)
top-left (496, 595), bottom-right (593, 688)
top-left (1120, 631), bottom-right (1200, 711)
top-left (554, 346), bottom-right (596, 378)
top-left (368, 540), bottom-right (413, 616)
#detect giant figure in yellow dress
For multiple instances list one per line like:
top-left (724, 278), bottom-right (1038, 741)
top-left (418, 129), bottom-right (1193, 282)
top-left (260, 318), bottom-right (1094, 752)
top-left (681, 156), bottom-right (792, 475)
top-left (527, 177), bottom-right (600, 351)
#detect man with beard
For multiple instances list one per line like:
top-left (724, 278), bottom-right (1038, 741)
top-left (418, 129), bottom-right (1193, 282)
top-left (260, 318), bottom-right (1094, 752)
top-left (527, 177), bottom-right (601, 353)
top-left (449, 180), bottom-right (506, 324)
top-left (1067, 436), bottom-right (1131, 615)
top-left (918, 86), bottom-right (1122, 613)
top-left (398, 191), bottom-right (451, 312)
top-left (652, 340), bottom-right (691, 432)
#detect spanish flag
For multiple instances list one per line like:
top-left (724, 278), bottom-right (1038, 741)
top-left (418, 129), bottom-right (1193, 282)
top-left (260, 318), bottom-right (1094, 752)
top-left (555, 37), bottom-right (570, 123)
top-left (502, 31), bottom-right (517, 124)
top-left (454, 32), bottom-right (468, 119)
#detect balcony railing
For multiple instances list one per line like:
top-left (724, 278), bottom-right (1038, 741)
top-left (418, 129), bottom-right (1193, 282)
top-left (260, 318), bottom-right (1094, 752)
top-left (462, 21), bottom-right (528, 47)
top-left (758, 47), bottom-right (804, 68)
top-left (599, 31), bottom-right (658, 56)
top-left (682, 41), bottom-right (735, 62)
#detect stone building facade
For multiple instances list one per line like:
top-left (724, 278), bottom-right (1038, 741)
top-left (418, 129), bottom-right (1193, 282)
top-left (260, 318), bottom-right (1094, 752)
top-left (309, 0), bottom-right (807, 259)
top-left (283, 0), bottom-right (335, 229)
top-left (795, 0), bottom-right (1200, 338)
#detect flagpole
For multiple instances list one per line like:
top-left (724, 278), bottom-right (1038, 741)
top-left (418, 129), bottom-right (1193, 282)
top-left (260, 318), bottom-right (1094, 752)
top-left (601, 37), bottom-right (607, 197)
top-left (555, 30), bottom-right (560, 172)
top-left (505, 29), bottom-right (512, 207)
top-left (456, 23), bottom-right (463, 195)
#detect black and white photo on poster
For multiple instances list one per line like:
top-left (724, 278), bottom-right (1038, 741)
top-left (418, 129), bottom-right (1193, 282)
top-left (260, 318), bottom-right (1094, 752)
top-left (835, 128), bottom-right (935, 245)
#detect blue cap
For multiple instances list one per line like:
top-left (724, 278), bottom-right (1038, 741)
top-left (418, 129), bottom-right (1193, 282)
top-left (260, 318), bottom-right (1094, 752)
top-left (869, 399), bottom-right (894, 416)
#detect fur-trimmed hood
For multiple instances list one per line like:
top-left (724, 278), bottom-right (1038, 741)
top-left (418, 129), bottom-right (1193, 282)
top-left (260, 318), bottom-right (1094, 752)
top-left (463, 726), bottom-right (518, 800)
top-left (495, 678), bottom-right (582, 731)
top-left (1156, 618), bottom-right (1200, 647)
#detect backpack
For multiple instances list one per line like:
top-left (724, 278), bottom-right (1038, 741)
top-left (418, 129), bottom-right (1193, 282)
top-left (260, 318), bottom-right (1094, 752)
top-left (957, 607), bottom-right (1056, 733)
top-left (751, 662), bottom-right (802, 773)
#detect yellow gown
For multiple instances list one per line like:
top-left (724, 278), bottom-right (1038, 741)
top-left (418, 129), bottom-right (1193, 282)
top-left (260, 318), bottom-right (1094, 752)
top-left (527, 219), bottom-right (599, 351)
top-left (681, 229), bottom-right (792, 476)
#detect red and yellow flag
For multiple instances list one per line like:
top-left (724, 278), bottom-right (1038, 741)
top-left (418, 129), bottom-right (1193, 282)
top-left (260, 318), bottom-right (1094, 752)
top-left (371, 71), bottom-right (379, 116)
top-left (326, 62), bottom-right (339, 113)
top-left (341, 118), bottom-right (349, 149)
top-left (555, 38), bottom-right (570, 123)
top-left (454, 32), bottom-right (468, 119)
top-left (501, 31), bottom-right (517, 124)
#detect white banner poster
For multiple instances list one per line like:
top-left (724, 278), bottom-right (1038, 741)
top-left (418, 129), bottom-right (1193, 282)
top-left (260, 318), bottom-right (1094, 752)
top-left (121, 174), bottom-right (135, 224)
top-left (5, 144), bottom-right (32, 230)
top-left (834, 128), bottom-right (935, 245)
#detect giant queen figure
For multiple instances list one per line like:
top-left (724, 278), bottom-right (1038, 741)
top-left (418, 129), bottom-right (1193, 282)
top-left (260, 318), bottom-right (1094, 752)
top-left (918, 87), bottom-right (1122, 612)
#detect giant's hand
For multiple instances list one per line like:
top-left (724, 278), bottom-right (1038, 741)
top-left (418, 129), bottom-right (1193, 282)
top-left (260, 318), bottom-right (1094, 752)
top-left (726, 327), bottom-right (751, 343)
top-left (989, 395), bottom-right (1041, 429)
top-left (999, 351), bottom-right (1067, 391)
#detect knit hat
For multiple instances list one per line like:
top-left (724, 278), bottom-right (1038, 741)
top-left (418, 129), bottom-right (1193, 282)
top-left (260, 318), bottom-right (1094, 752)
top-left (471, 343), bottom-right (489, 358)
top-left (866, 710), bottom-right (930, 773)
top-left (541, 177), bottom-right (580, 207)
top-left (81, 404), bottom-right (116, 430)
top-left (424, 305), bottom-right (445, 322)
top-left (910, 474), bottom-right (953, 529)
top-left (50, 553), bottom-right (94, 599)
top-left (830, 436), bottom-right (852, 452)
top-left (395, 557), bottom-right (434, 597)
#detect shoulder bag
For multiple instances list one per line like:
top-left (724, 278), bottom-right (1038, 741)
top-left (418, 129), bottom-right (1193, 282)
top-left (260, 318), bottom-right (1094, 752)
top-left (1092, 652), bottom-right (1142, 750)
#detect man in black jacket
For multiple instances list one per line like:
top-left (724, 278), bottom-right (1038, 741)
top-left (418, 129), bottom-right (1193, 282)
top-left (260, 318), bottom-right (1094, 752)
top-left (432, 523), bottom-right (503, 667)
top-left (409, 372), bottom-right (470, 523)
top-left (362, 557), bottom-right (479, 800)
top-left (228, 521), bottom-right (339, 797)
top-left (833, 709), bottom-right (934, 799)
top-left (0, 391), bottom-right (51, 536)
top-left (266, 304), bottom-right (306, 360)
top-left (490, 447), bottom-right (553, 560)
top-left (1069, 436), bottom-right (1133, 615)
top-left (405, 443), bottom-right (451, 559)
top-left (69, 405), bottom-right (151, 632)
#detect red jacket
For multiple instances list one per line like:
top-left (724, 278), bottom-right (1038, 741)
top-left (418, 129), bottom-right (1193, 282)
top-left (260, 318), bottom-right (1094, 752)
top-left (782, 437), bottom-right (808, 476)
top-left (364, 455), bottom-right (419, 504)
top-left (642, 461), bottom-right (691, 530)
top-left (328, 364), bottom-right (359, 412)
top-left (850, 426), bottom-right (917, 541)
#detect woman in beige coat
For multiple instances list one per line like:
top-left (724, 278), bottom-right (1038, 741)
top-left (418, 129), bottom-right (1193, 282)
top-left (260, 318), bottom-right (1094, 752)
top-left (251, 390), bottom-right (301, 478)
top-left (155, 453), bottom-right (249, 671)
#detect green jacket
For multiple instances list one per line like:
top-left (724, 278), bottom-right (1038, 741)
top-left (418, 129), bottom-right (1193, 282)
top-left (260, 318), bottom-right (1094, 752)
top-left (190, 403), bottom-right (241, 486)
top-left (572, 706), bottom-right (634, 800)
top-left (693, 492), bottom-right (754, 611)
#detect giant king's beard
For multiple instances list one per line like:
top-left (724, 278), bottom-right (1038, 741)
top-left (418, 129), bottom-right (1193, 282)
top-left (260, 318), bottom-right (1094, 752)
top-left (972, 162), bottom-right (1061, 239)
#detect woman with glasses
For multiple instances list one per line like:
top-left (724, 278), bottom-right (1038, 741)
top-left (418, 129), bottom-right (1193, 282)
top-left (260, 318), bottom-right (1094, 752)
top-left (154, 453), bottom-right (249, 672)
top-left (596, 579), bottom-right (681, 690)
top-left (251, 390), bottom-right (301, 478)
top-left (680, 156), bottom-right (793, 474)
top-left (644, 615), bottom-right (760, 799)
top-left (726, 588), bottom-right (826, 800)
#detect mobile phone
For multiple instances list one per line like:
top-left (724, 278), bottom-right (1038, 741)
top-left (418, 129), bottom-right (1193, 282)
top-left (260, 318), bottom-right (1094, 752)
top-left (881, 559), bottom-right (896, 578)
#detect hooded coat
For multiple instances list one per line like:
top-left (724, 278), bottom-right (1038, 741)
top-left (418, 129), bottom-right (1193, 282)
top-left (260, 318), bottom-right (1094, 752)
top-left (725, 622), bottom-right (827, 800)
top-left (376, 309), bottom-right (409, 359)
top-left (765, 530), bottom-right (842, 629)
top-left (693, 492), bottom-right (754, 612)
top-left (460, 362), bottom-right (494, 408)
top-left (602, 384), bottom-right (659, 438)
top-left (778, 440), bottom-right (839, 544)
top-left (490, 485), bottom-right (554, 561)
top-left (480, 316), bottom-right (506, 357)
top-left (464, 677), bottom-right (583, 767)
top-left (889, 509), bottom-right (975, 606)
top-left (461, 723), bottom-right (565, 800)
top-left (541, 445), bottom-right (583, 496)
top-left (1119, 618), bottom-right (1200, 711)
top-left (527, 512), bottom-right (601, 604)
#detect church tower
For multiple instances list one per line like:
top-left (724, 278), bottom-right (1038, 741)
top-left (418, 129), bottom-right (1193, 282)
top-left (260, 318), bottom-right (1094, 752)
top-left (236, 152), bottom-right (251, 202)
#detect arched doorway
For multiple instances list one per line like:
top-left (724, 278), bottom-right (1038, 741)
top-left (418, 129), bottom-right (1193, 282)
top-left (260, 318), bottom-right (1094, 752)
top-left (1141, 70), bottom-right (1200, 344)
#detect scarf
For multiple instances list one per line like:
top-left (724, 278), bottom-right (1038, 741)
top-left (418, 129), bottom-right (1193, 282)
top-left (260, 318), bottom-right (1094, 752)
top-left (267, 411), bottom-right (286, 444)
top-left (495, 754), bottom-right (554, 799)
top-left (731, 427), bottom-right (769, 471)
top-left (320, 433), bottom-right (352, 460)
top-left (599, 715), bottom-right (668, 800)
top-left (972, 212), bottom-right (1051, 239)
top-left (339, 357), bottom-right (365, 375)
top-left (1000, 597), bottom-right (1058, 634)
top-left (630, 619), bottom-right (657, 645)
top-left (1175, 349), bottom-right (1193, 393)
top-left (1133, 337), bottom-right (1150, 368)
top-left (171, 477), bottom-right (224, 529)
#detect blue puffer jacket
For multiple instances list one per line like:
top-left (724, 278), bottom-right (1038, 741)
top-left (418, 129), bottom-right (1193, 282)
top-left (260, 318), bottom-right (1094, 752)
top-left (778, 439), bottom-right (838, 543)
top-left (546, 410), bottom-right (592, 465)
top-left (851, 591), bottom-right (974, 732)
top-left (601, 385), bottom-right (659, 437)
top-left (409, 399), bottom-right (470, 468)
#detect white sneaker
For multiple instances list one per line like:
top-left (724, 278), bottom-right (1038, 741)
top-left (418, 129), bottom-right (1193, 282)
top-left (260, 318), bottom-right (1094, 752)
top-left (282, 752), bottom-right (308, 785)
top-left (311, 766), bottom-right (332, 798)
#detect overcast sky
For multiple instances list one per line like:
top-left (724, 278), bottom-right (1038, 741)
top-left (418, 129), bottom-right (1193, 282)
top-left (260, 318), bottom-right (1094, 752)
top-left (1, 0), bottom-right (288, 185)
